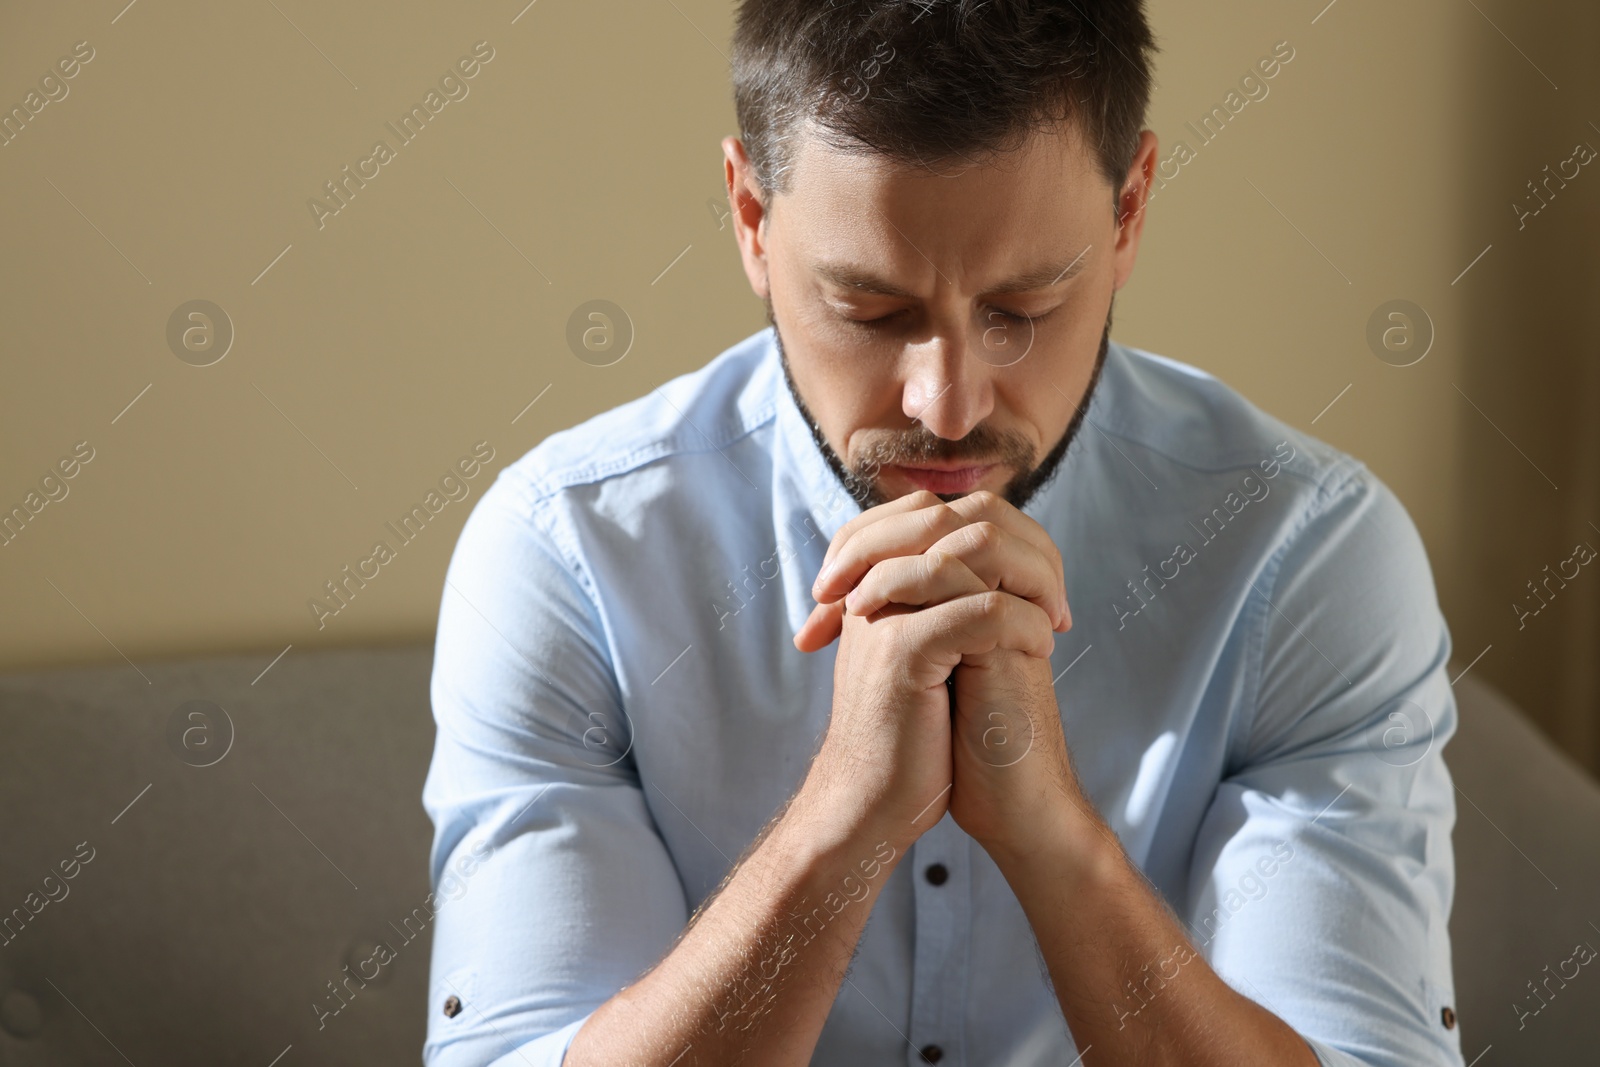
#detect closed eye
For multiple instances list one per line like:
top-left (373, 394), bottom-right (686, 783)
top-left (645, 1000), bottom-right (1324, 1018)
top-left (847, 309), bottom-right (908, 328)
top-left (986, 308), bottom-right (1041, 325)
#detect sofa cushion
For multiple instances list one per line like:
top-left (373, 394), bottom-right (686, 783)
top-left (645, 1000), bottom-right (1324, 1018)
top-left (1447, 670), bottom-right (1600, 1063)
top-left (0, 643), bottom-right (437, 1065)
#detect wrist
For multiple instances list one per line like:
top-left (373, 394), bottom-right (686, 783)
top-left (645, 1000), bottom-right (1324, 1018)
top-left (783, 773), bottom-right (918, 870)
top-left (984, 790), bottom-right (1126, 893)
top-left (738, 782), bottom-right (907, 939)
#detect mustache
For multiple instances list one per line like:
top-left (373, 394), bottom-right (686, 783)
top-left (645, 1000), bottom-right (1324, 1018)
top-left (852, 424), bottom-right (1033, 471)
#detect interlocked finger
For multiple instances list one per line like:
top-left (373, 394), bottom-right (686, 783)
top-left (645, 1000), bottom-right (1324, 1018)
top-left (844, 550), bottom-right (993, 617)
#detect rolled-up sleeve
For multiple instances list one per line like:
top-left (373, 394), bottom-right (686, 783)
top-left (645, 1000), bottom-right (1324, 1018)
top-left (1182, 463), bottom-right (1465, 1067)
top-left (421, 472), bottom-right (689, 1067)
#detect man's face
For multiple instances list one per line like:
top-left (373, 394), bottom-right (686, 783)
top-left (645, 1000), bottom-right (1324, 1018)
top-left (726, 118), bottom-right (1154, 511)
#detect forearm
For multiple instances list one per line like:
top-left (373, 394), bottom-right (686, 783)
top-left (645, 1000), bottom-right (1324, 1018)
top-left (565, 782), bottom-right (903, 1067)
top-left (990, 801), bottom-right (1318, 1067)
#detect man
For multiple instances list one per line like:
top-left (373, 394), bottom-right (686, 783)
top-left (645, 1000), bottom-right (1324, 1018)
top-left (422, 2), bottom-right (1463, 1065)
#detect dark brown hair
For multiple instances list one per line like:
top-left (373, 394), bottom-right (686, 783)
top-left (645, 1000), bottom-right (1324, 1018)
top-left (731, 0), bottom-right (1158, 200)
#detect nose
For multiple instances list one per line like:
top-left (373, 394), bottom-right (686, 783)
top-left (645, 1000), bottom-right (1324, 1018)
top-left (901, 331), bottom-right (994, 440)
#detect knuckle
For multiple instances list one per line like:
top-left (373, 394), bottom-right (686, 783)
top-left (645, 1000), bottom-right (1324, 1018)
top-left (963, 520), bottom-right (1000, 551)
top-left (969, 488), bottom-right (1001, 511)
top-left (918, 502), bottom-right (961, 540)
top-left (972, 589), bottom-right (1007, 620)
top-left (932, 500), bottom-right (961, 525)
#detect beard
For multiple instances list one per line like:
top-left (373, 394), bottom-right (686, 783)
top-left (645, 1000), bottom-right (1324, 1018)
top-left (767, 293), bottom-right (1112, 512)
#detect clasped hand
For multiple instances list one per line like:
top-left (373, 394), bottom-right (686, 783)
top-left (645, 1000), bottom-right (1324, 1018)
top-left (793, 489), bottom-right (1081, 857)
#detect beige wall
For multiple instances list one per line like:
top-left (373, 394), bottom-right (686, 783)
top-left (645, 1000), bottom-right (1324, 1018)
top-left (1454, 1), bottom-right (1600, 771)
top-left (2, 1), bottom-right (1595, 769)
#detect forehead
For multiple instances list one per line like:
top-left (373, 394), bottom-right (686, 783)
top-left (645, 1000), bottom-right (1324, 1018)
top-left (774, 118), bottom-right (1111, 290)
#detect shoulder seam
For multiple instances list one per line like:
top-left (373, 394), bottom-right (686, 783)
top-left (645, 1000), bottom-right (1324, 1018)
top-left (1087, 416), bottom-right (1330, 486)
top-left (491, 471), bottom-right (606, 616)
top-left (514, 399), bottom-right (778, 504)
top-left (1094, 345), bottom-right (1348, 487)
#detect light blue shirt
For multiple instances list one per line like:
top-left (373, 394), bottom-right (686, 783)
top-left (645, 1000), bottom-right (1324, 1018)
top-left (421, 326), bottom-right (1464, 1067)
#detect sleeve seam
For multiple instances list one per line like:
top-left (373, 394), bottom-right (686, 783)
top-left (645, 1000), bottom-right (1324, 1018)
top-left (493, 469), bottom-right (622, 704)
top-left (1236, 456), bottom-right (1371, 772)
top-left (499, 468), bottom-right (606, 610)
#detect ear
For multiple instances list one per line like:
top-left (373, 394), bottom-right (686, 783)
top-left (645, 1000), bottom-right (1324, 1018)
top-left (1112, 130), bottom-right (1159, 292)
top-left (723, 135), bottom-right (773, 300)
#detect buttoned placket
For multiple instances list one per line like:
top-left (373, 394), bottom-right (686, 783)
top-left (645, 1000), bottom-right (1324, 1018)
top-left (907, 812), bottom-right (971, 1066)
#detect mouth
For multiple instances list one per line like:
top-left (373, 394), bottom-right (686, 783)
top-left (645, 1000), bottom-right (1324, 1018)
top-left (886, 463), bottom-right (997, 495)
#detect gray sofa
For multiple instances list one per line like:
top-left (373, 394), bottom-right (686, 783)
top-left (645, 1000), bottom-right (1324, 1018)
top-left (0, 644), bottom-right (1594, 1065)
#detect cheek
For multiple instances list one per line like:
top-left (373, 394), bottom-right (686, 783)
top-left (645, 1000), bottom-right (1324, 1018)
top-left (1046, 298), bottom-right (1112, 387)
top-left (834, 379), bottom-right (907, 463)
top-left (997, 326), bottom-right (1099, 447)
top-left (787, 318), bottom-right (898, 406)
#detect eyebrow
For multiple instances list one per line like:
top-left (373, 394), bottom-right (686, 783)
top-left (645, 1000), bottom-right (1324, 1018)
top-left (814, 244), bottom-right (1093, 299)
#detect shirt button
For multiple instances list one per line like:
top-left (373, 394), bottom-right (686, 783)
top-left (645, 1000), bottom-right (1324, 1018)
top-left (1441, 1006), bottom-right (1457, 1029)
top-left (924, 863), bottom-right (948, 886)
top-left (442, 995), bottom-right (463, 1018)
top-left (920, 1044), bottom-right (944, 1063)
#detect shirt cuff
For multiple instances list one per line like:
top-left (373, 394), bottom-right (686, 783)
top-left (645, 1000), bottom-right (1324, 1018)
top-left (470, 1015), bottom-right (589, 1067)
top-left (1302, 1034), bottom-right (1460, 1067)
top-left (1305, 1036), bottom-right (1366, 1067)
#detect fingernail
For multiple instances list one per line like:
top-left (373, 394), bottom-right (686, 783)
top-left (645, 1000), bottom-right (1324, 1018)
top-left (813, 563), bottom-right (833, 596)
